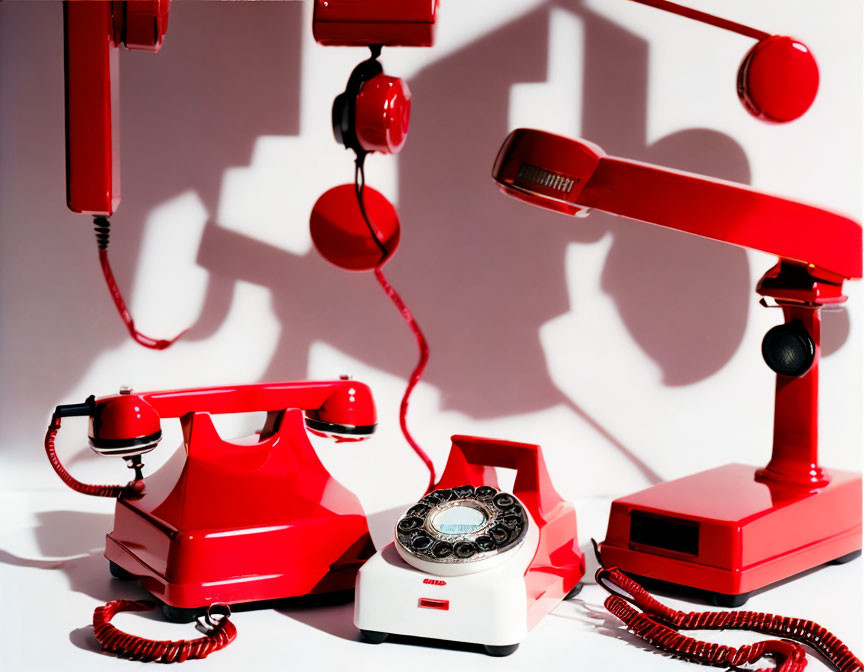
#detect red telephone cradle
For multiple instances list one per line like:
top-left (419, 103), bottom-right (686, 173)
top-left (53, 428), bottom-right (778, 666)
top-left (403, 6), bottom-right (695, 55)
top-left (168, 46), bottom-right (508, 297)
top-left (493, 129), bottom-right (863, 606)
top-left (433, 435), bottom-right (585, 628)
top-left (50, 381), bottom-right (377, 621)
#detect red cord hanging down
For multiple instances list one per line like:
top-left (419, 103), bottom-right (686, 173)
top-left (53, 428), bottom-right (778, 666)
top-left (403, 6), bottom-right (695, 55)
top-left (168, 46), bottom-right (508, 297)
top-left (93, 600), bottom-right (236, 663)
top-left (44, 415), bottom-right (142, 498)
top-left (94, 217), bottom-right (188, 350)
top-left (627, 0), bottom-right (770, 40)
top-left (353, 159), bottom-right (436, 491)
top-left (373, 266), bottom-right (436, 491)
top-left (596, 564), bottom-right (864, 672)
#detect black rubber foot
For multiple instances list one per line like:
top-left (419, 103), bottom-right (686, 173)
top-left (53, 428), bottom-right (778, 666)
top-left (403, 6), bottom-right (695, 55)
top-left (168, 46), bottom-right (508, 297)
top-left (829, 549), bottom-right (862, 565)
top-left (710, 591), bottom-right (751, 608)
top-left (484, 644), bottom-right (519, 657)
top-left (108, 561), bottom-right (134, 580)
top-left (160, 603), bottom-right (201, 624)
top-left (564, 582), bottom-right (584, 600)
top-left (359, 629), bottom-right (389, 644)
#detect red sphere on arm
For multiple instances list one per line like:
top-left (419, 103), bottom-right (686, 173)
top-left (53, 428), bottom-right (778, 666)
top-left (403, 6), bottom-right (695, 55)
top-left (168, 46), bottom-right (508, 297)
top-left (738, 36), bottom-right (819, 123)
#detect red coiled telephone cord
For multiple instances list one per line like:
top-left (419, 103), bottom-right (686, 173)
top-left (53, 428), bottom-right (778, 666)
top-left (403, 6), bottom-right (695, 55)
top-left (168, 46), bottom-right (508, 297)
top-left (596, 562), bottom-right (863, 672)
top-left (94, 217), bottom-right (188, 350)
top-left (45, 415), bottom-right (236, 662)
top-left (44, 414), bottom-right (141, 498)
top-left (93, 601), bottom-right (236, 663)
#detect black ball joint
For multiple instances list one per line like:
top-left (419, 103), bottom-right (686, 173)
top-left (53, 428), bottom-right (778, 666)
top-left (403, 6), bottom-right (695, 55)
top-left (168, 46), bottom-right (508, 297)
top-left (762, 321), bottom-right (815, 378)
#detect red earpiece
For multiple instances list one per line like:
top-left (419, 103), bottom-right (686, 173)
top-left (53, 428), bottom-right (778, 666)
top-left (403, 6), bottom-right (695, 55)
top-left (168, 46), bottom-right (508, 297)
top-left (332, 55), bottom-right (412, 156)
top-left (629, 0), bottom-right (819, 123)
top-left (310, 184), bottom-right (401, 271)
top-left (89, 391), bottom-right (162, 458)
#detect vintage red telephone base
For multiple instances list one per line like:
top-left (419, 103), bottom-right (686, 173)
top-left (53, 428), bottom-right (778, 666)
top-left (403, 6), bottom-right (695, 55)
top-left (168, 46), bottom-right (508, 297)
top-left (600, 464), bottom-right (862, 604)
top-left (104, 409), bottom-right (374, 613)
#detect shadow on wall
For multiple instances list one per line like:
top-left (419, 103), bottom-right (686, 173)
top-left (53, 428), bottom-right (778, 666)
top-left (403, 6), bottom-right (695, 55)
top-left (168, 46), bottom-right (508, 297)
top-left (191, 4), bottom-right (757, 484)
top-left (0, 1), bottom-right (302, 457)
top-left (1, 2), bottom-right (848, 465)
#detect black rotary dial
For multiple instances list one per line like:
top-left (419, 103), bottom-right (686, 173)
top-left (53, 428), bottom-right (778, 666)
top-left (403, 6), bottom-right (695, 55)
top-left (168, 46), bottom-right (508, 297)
top-left (395, 484), bottom-right (529, 564)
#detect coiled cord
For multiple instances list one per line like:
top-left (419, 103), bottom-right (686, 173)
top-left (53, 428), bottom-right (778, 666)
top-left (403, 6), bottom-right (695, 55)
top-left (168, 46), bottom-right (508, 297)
top-left (93, 600), bottom-right (236, 663)
top-left (94, 216), bottom-right (187, 350)
top-left (44, 415), bottom-right (141, 498)
top-left (596, 563), bottom-right (863, 672)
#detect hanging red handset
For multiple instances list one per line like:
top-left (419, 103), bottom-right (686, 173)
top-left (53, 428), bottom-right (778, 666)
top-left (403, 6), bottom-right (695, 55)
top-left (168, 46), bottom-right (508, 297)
top-left (311, 6), bottom-right (440, 491)
top-left (64, 0), bottom-right (188, 350)
top-left (493, 128), bottom-right (862, 607)
top-left (46, 380), bottom-right (378, 625)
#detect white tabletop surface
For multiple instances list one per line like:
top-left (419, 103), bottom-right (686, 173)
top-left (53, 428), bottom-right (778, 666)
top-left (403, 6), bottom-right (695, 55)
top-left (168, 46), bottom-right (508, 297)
top-left (2, 488), bottom-right (861, 671)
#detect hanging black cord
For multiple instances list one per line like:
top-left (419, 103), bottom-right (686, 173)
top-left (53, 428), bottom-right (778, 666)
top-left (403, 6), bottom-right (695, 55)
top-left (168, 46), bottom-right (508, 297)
top-left (354, 154), bottom-right (390, 261)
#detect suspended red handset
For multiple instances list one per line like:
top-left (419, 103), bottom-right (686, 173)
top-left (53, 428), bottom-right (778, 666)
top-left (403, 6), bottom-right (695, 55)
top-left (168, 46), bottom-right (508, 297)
top-left (46, 380), bottom-right (378, 656)
top-left (493, 128), bottom-right (862, 607)
top-left (313, 35), bottom-right (435, 490)
top-left (64, 1), bottom-right (187, 349)
top-left (627, 0), bottom-right (819, 123)
top-left (313, 0), bottom-right (439, 47)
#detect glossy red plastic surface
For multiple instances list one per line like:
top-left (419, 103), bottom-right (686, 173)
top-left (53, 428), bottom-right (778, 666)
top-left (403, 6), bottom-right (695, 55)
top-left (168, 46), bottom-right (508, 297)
top-left (99, 381), bottom-right (376, 608)
top-left (64, 0), bottom-right (170, 215)
top-left (64, 1), bottom-right (119, 215)
top-left (434, 436), bottom-right (585, 630)
top-left (310, 184), bottom-right (400, 270)
top-left (313, 0), bottom-right (439, 47)
top-left (90, 392), bottom-right (160, 442)
top-left (355, 75), bottom-right (412, 154)
top-left (601, 464), bottom-right (862, 596)
top-left (123, 0), bottom-right (171, 51)
top-left (492, 129), bottom-right (863, 281)
top-left (738, 36), bottom-right (819, 123)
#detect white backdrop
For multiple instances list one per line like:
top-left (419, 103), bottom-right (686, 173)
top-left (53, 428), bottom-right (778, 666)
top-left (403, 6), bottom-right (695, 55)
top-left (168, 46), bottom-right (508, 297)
top-left (1, 0), bottom-right (860, 505)
top-left (0, 0), bottom-right (862, 668)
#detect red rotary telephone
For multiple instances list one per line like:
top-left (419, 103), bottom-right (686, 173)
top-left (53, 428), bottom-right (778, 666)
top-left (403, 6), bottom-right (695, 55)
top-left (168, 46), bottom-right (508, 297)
top-left (46, 380), bottom-right (377, 623)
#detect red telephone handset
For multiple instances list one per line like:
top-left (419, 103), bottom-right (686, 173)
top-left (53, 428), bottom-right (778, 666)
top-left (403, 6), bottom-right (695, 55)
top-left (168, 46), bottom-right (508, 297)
top-left (47, 379), bottom-right (376, 490)
top-left (64, 1), bottom-right (188, 350)
top-left (64, 0), bottom-right (170, 215)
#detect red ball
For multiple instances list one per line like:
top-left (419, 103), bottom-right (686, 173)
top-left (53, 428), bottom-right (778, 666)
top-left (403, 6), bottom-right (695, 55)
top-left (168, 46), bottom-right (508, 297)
top-left (737, 36), bottom-right (819, 123)
top-left (310, 184), bottom-right (401, 271)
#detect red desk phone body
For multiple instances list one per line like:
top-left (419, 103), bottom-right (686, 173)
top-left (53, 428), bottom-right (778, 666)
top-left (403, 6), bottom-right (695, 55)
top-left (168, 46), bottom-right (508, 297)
top-left (46, 380), bottom-right (377, 621)
top-left (493, 129), bottom-right (862, 606)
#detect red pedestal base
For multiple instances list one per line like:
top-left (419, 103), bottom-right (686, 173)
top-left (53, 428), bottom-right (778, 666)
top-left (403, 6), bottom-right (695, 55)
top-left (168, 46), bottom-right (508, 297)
top-left (601, 463), bottom-right (862, 601)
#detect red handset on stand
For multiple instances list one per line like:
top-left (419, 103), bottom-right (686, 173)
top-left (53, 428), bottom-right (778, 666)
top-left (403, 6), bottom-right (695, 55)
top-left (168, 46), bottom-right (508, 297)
top-left (493, 127), bottom-right (863, 669)
top-left (493, 128), bottom-right (862, 606)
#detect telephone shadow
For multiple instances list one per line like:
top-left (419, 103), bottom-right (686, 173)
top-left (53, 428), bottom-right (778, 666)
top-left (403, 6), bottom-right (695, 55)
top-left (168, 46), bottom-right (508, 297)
top-left (0, 0), bottom-right (303, 462)
top-left (193, 2), bottom-right (764, 489)
top-left (277, 505), bottom-right (406, 642)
